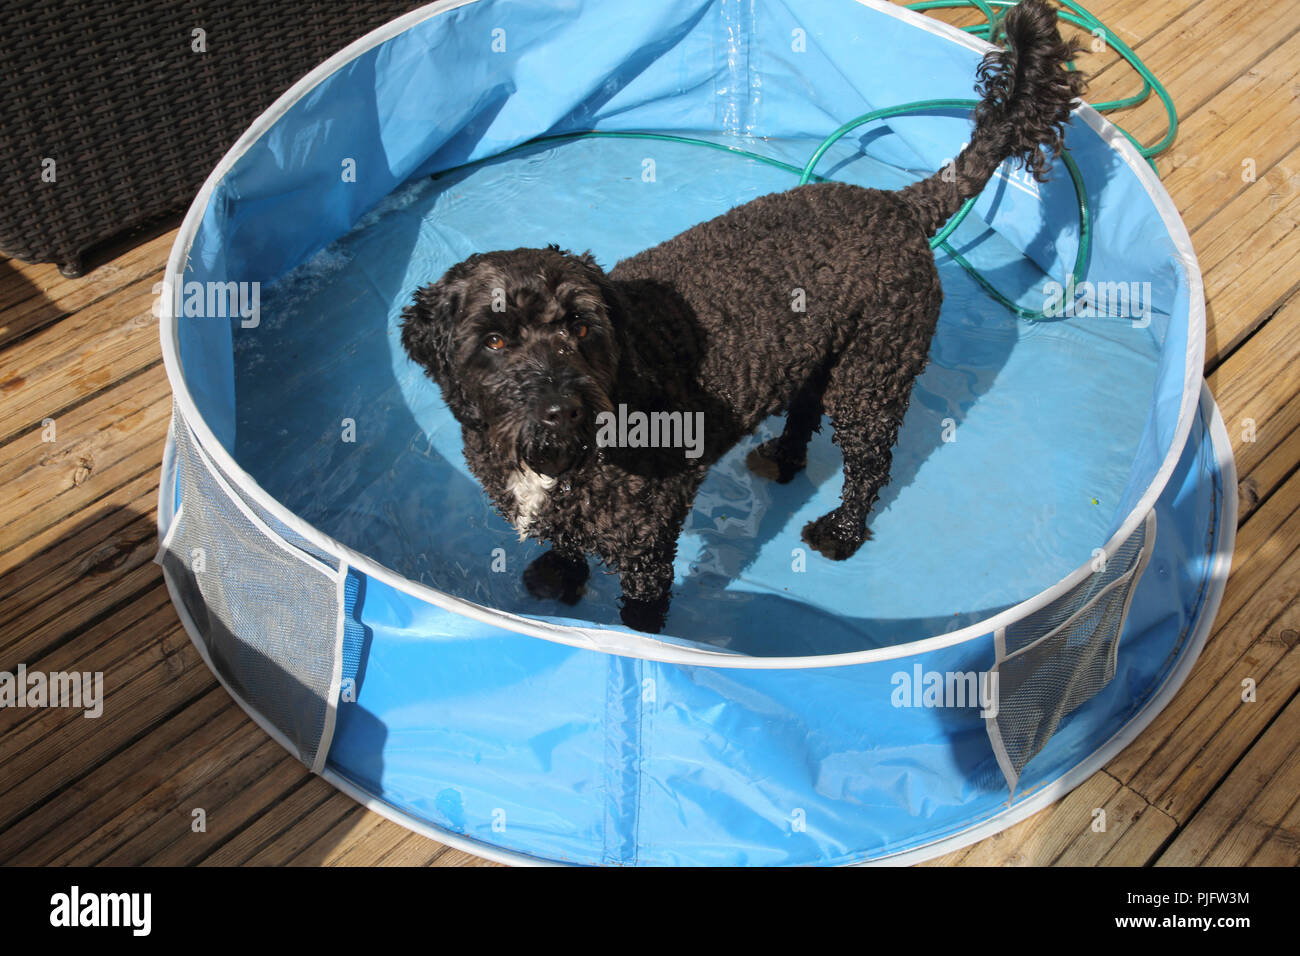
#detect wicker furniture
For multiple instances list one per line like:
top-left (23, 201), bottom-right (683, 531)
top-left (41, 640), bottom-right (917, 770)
top-left (0, 1), bottom-right (422, 276)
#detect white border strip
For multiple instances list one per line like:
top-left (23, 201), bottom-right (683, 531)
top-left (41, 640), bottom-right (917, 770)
top-left (987, 627), bottom-right (1019, 794)
top-left (156, 0), bottom-right (1208, 669)
top-left (313, 563), bottom-right (351, 775)
top-left (1109, 509), bottom-right (1160, 681)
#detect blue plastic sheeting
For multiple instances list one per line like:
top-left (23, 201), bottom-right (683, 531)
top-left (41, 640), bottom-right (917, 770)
top-left (234, 133), bottom-right (1161, 650)
top-left (164, 0), bottom-right (1219, 864)
top-left (327, 394), bottom-right (1222, 865)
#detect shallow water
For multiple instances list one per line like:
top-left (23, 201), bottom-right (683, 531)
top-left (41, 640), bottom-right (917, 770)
top-left (233, 134), bottom-right (1162, 653)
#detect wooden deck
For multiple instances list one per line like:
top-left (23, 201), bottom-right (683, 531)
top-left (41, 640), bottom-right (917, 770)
top-left (1, 0), bottom-right (1297, 867)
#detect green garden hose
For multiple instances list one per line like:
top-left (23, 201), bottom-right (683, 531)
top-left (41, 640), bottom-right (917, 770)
top-left (460, 0), bottom-right (1173, 324)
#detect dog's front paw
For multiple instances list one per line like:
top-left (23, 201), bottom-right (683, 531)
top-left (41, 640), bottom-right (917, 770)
top-left (801, 509), bottom-right (871, 561)
top-left (522, 550), bottom-right (589, 605)
top-left (620, 594), bottom-right (670, 634)
top-left (745, 438), bottom-right (806, 484)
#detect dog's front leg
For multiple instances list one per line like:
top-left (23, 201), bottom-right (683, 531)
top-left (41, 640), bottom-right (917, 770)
top-left (616, 543), bottom-right (677, 634)
top-left (522, 547), bottom-right (589, 605)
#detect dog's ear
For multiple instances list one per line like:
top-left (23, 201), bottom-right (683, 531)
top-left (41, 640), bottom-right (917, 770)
top-left (400, 278), bottom-right (459, 383)
top-left (574, 249), bottom-right (627, 330)
top-left (400, 273), bottom-right (483, 428)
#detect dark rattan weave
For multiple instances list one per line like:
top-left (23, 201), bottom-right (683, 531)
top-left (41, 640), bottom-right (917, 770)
top-left (1, 1), bottom-right (424, 275)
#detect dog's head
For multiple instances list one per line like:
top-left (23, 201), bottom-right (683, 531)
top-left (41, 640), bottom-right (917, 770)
top-left (401, 245), bottom-right (621, 478)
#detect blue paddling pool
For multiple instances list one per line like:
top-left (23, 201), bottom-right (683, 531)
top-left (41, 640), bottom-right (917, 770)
top-left (157, 0), bottom-right (1234, 864)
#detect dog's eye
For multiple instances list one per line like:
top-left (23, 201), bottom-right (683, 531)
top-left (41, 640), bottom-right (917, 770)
top-left (562, 312), bottom-right (590, 340)
top-left (484, 333), bottom-right (506, 351)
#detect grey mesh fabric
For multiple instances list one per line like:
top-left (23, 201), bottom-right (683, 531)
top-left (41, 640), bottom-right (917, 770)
top-left (157, 411), bottom-right (341, 768)
top-left (987, 513), bottom-right (1156, 793)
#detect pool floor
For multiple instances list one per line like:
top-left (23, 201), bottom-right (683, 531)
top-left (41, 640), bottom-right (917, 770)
top-left (232, 135), bottom-right (1163, 653)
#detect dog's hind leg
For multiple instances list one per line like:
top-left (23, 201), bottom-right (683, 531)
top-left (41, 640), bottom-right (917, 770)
top-left (801, 336), bottom-right (921, 561)
top-left (745, 367), bottom-right (828, 484)
top-left (523, 547), bottom-right (590, 605)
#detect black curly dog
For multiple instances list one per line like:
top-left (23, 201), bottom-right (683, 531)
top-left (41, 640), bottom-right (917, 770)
top-left (402, 0), bottom-right (1085, 633)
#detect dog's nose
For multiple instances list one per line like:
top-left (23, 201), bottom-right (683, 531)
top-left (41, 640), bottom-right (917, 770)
top-left (540, 396), bottom-right (584, 429)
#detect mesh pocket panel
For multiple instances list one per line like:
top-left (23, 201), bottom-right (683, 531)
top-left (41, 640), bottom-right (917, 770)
top-left (1001, 527), bottom-right (1147, 657)
top-left (158, 412), bottom-right (342, 767)
top-left (987, 513), bottom-right (1155, 793)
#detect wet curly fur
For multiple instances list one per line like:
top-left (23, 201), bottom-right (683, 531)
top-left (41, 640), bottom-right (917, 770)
top-left (402, 0), bottom-right (1085, 633)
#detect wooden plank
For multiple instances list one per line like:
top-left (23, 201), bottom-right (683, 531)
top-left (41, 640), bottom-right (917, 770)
top-left (1076, 0), bottom-right (1296, 179)
top-left (0, 581), bottom-right (174, 738)
top-left (0, 262), bottom-right (54, 315)
top-left (1206, 292), bottom-right (1300, 517)
top-left (372, 831), bottom-right (453, 866)
top-left (1081, 0), bottom-right (1201, 58)
top-left (1159, 30), bottom-right (1300, 234)
top-left (0, 229), bottom-right (177, 347)
top-left (1207, 294), bottom-right (1300, 431)
top-left (1149, 617), bottom-right (1300, 829)
top-left (1054, 778), bottom-right (1179, 866)
top-left (1094, 803), bottom-right (1182, 866)
top-left (1155, 681), bottom-right (1300, 865)
top-left (317, 814), bottom-right (410, 867)
top-left (198, 776), bottom-right (337, 866)
top-left (244, 792), bottom-right (364, 866)
top-left (0, 688), bottom-right (231, 863)
top-left (0, 379), bottom-right (171, 557)
top-left (1196, 148), bottom-right (1300, 362)
top-left (917, 842), bottom-right (972, 866)
top-left (2, 693), bottom-right (246, 865)
top-left (947, 772), bottom-right (1119, 865)
top-left (145, 751), bottom-right (308, 866)
top-left (918, 774), bottom-right (1166, 867)
top-left (1246, 786), bottom-right (1300, 865)
top-left (1108, 475), bottom-right (1300, 820)
top-left (1235, 413), bottom-right (1300, 523)
top-left (0, 276), bottom-right (163, 445)
top-left (52, 718), bottom-right (269, 865)
top-left (432, 847), bottom-right (500, 867)
top-left (93, 735), bottom-right (288, 866)
top-left (0, 474), bottom-right (160, 641)
top-left (1108, 1), bottom-right (1300, 133)
top-left (1066, 4), bottom-right (1300, 369)
top-left (0, 617), bottom-right (214, 830)
top-left (0, 357), bottom-right (167, 491)
top-left (0, 590), bottom-right (181, 762)
top-left (0, 557), bottom-right (165, 664)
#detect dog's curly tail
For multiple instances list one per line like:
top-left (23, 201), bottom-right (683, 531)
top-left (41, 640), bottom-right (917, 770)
top-left (900, 0), bottom-right (1086, 236)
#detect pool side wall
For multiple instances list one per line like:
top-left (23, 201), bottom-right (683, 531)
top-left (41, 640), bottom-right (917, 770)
top-left (320, 392), bottom-right (1224, 864)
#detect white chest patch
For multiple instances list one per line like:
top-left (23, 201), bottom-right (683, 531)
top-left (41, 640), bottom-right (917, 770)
top-left (505, 465), bottom-right (557, 539)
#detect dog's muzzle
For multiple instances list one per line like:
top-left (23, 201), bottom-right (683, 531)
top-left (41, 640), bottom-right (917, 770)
top-left (520, 393), bottom-right (593, 477)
